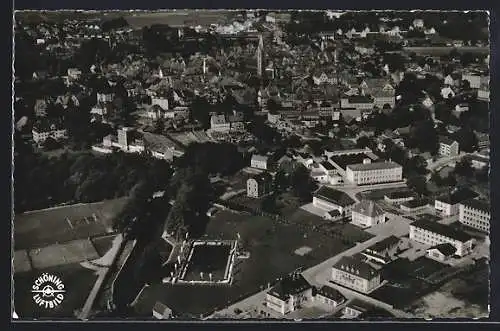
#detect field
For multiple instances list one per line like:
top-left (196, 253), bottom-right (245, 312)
top-left (14, 263), bottom-right (98, 319)
top-left (124, 11), bottom-right (233, 29)
top-left (28, 239), bottom-right (99, 270)
top-left (181, 243), bottom-right (232, 282)
top-left (14, 198), bottom-right (127, 250)
top-left (407, 260), bottom-right (489, 318)
top-left (133, 209), bottom-right (358, 318)
top-left (403, 46), bottom-right (489, 56)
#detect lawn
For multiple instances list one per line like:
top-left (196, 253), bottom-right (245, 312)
top-left (14, 263), bottom-right (98, 319)
top-left (91, 235), bottom-right (118, 257)
top-left (14, 198), bottom-right (127, 250)
top-left (132, 210), bottom-right (353, 318)
top-left (124, 10), bottom-right (232, 28)
top-left (181, 243), bottom-right (232, 282)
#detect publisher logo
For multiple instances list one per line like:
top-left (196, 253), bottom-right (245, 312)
top-left (31, 273), bottom-right (66, 309)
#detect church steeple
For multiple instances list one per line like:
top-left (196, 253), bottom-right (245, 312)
top-left (257, 34), bottom-right (264, 77)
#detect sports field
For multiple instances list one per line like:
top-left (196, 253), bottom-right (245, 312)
top-left (14, 198), bottom-right (127, 250)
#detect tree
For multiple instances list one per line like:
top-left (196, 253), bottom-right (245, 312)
top-left (407, 175), bottom-right (428, 197)
top-left (356, 136), bottom-right (372, 149)
top-left (273, 169), bottom-right (289, 192)
top-left (260, 194), bottom-right (277, 214)
top-left (290, 164), bottom-right (315, 202)
top-left (430, 171), bottom-right (443, 186)
top-left (455, 158), bottom-right (473, 177)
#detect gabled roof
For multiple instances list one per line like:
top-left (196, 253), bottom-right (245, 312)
top-left (314, 186), bottom-right (356, 207)
top-left (428, 243), bottom-right (456, 257)
top-left (353, 200), bottom-right (384, 218)
top-left (439, 136), bottom-right (458, 146)
top-left (411, 218), bottom-right (473, 243)
top-left (268, 273), bottom-right (312, 300)
top-left (333, 255), bottom-right (379, 280)
top-left (316, 285), bottom-right (346, 303)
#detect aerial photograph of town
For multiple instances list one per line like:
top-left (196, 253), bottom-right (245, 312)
top-left (12, 10), bottom-right (490, 320)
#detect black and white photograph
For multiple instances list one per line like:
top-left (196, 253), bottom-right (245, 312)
top-left (12, 9), bottom-right (491, 320)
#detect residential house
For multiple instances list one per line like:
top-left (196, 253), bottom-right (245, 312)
top-left (438, 136), bottom-right (459, 157)
top-left (331, 255), bottom-right (381, 294)
top-left (247, 172), bottom-right (273, 198)
top-left (435, 188), bottom-right (479, 216)
top-left (210, 114), bottom-right (231, 133)
top-left (313, 186), bottom-right (356, 216)
top-left (32, 121), bottom-right (68, 144)
top-left (454, 103), bottom-right (469, 113)
top-left (409, 218), bottom-right (474, 256)
top-left (440, 86), bottom-right (455, 99)
top-left (265, 273), bottom-right (313, 315)
top-left (475, 132), bottom-right (489, 150)
top-left (313, 285), bottom-right (346, 308)
top-left (251, 154), bottom-right (270, 170)
top-left (461, 72), bottom-right (483, 89)
top-left (426, 243), bottom-right (457, 263)
top-left (359, 79), bottom-right (395, 109)
top-left (152, 96), bottom-right (170, 110)
top-left (361, 235), bottom-right (405, 265)
top-left (351, 200), bottom-right (386, 228)
top-left (342, 299), bottom-right (374, 319)
top-left (459, 199), bottom-right (490, 233)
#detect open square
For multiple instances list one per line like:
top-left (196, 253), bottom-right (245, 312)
top-left (178, 240), bottom-right (237, 284)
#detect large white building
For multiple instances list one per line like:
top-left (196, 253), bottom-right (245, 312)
top-left (313, 186), bottom-right (356, 216)
top-left (331, 256), bottom-right (381, 294)
top-left (32, 122), bottom-right (67, 144)
top-left (346, 161), bottom-right (403, 185)
top-left (152, 96), bottom-right (169, 110)
top-left (351, 200), bottom-right (386, 228)
top-left (435, 188), bottom-right (478, 217)
top-left (459, 199), bottom-right (490, 233)
top-left (251, 154), bottom-right (270, 170)
top-left (409, 218), bottom-right (474, 257)
top-left (438, 136), bottom-right (459, 157)
top-left (265, 273), bottom-right (313, 315)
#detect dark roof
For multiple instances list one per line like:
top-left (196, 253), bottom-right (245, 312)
top-left (346, 299), bottom-right (373, 313)
top-left (428, 243), bottom-right (456, 257)
top-left (411, 218), bottom-right (473, 243)
top-left (439, 136), bottom-right (458, 146)
top-left (330, 153), bottom-right (374, 171)
top-left (327, 210), bottom-right (342, 217)
top-left (401, 198), bottom-right (429, 209)
top-left (366, 235), bottom-right (400, 254)
top-left (268, 273), bottom-right (312, 300)
top-left (333, 255), bottom-right (379, 280)
top-left (437, 188), bottom-right (479, 205)
top-left (314, 187), bottom-right (356, 207)
top-left (460, 199), bottom-right (490, 214)
top-left (348, 95), bottom-right (374, 104)
top-left (385, 190), bottom-right (415, 200)
top-left (316, 286), bottom-right (346, 303)
top-left (347, 161), bottom-right (402, 172)
top-left (249, 172), bottom-right (272, 184)
top-left (320, 161), bottom-right (335, 170)
top-left (352, 200), bottom-right (385, 218)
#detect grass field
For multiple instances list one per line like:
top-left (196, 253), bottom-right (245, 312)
top-left (14, 263), bottom-right (98, 319)
top-left (91, 235), bottom-right (118, 257)
top-left (14, 198), bottom-right (127, 250)
top-left (133, 210), bottom-right (355, 318)
top-left (181, 243), bottom-right (232, 282)
top-left (28, 239), bottom-right (99, 270)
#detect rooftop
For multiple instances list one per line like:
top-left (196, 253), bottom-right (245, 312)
top-left (268, 273), bottom-right (312, 301)
top-left (314, 186), bottom-right (356, 207)
top-left (428, 243), bottom-right (456, 257)
top-left (347, 161), bottom-right (402, 172)
top-left (460, 198), bottom-right (490, 214)
top-left (352, 200), bottom-right (385, 218)
top-left (437, 188), bottom-right (479, 205)
top-left (329, 153), bottom-right (374, 171)
top-left (385, 190), bottom-right (415, 200)
top-left (401, 198), bottom-right (429, 209)
top-left (439, 136), bottom-right (458, 146)
top-left (366, 235), bottom-right (400, 254)
top-left (316, 285), bottom-right (346, 303)
top-left (333, 255), bottom-right (379, 280)
top-left (411, 218), bottom-right (473, 243)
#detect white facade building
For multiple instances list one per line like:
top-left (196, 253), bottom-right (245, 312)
top-left (351, 200), bottom-right (386, 228)
top-left (409, 219), bottom-right (474, 257)
top-left (331, 256), bottom-right (381, 294)
top-left (459, 199), bottom-right (490, 233)
top-left (345, 161), bottom-right (403, 185)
